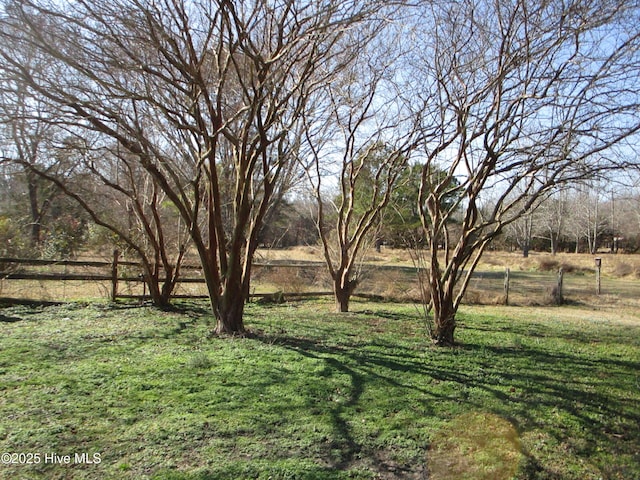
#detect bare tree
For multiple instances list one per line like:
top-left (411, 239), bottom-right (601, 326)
top-left (303, 35), bottom-right (418, 312)
top-left (53, 137), bottom-right (189, 306)
top-left (0, 72), bottom-right (70, 249)
top-left (501, 193), bottom-right (537, 257)
top-left (535, 190), bottom-right (569, 255)
top-left (0, 0), bottom-right (383, 332)
top-left (616, 184), bottom-right (640, 252)
top-left (403, 0), bottom-right (640, 345)
top-left (566, 185), bottom-right (610, 254)
top-left (504, 188), bottom-right (570, 256)
top-left (0, 30), bottom-right (188, 304)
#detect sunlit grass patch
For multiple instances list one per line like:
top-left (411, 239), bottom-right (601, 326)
top-left (428, 412), bottom-right (521, 480)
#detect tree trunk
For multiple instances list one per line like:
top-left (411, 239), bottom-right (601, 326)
top-left (191, 239), bottom-right (247, 335)
top-left (335, 286), bottom-right (350, 313)
top-left (27, 172), bottom-right (42, 247)
top-left (432, 296), bottom-right (457, 346)
top-left (550, 235), bottom-right (558, 255)
top-left (431, 282), bottom-right (457, 347)
top-left (141, 267), bottom-right (172, 308)
top-left (159, 267), bottom-right (177, 307)
top-left (146, 278), bottom-right (171, 307)
top-left (215, 291), bottom-right (246, 334)
top-left (215, 259), bottom-right (248, 335)
top-left (334, 277), bottom-right (357, 313)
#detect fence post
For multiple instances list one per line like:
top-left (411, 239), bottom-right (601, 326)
top-left (504, 268), bottom-right (510, 305)
top-left (111, 249), bottom-right (120, 302)
top-left (595, 257), bottom-right (602, 295)
top-left (554, 267), bottom-right (564, 305)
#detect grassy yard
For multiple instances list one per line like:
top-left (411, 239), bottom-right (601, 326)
top-left (0, 299), bottom-right (639, 479)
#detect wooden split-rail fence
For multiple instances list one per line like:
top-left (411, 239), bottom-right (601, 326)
top-left (0, 251), bottom-right (630, 305)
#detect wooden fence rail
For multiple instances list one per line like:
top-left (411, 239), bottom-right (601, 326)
top-left (0, 254), bottom-right (338, 302)
top-left (1, 254), bottom-right (637, 305)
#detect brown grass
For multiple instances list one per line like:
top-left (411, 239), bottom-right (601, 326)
top-left (463, 289), bottom-right (507, 306)
top-left (362, 269), bottom-right (423, 302)
top-left (255, 247), bottom-right (640, 278)
top-left (4, 248), bottom-right (640, 308)
top-left (253, 245), bottom-right (326, 263)
top-left (429, 412), bottom-right (521, 480)
top-left (482, 251), bottom-right (640, 278)
top-left (253, 265), bottom-right (315, 294)
top-left (0, 279), bottom-right (114, 301)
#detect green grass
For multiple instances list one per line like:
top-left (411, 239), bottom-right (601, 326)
top-left (0, 299), bottom-right (639, 479)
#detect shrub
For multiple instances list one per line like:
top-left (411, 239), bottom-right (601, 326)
top-left (612, 262), bottom-right (634, 278)
top-left (42, 215), bottom-right (87, 259)
top-left (463, 289), bottom-right (507, 305)
top-left (0, 216), bottom-right (29, 257)
top-left (537, 258), bottom-right (560, 271)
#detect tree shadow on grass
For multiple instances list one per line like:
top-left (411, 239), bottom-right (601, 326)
top-left (150, 464), bottom-right (362, 480)
top-left (431, 336), bottom-right (640, 476)
top-left (247, 319), bottom-right (640, 479)
top-left (245, 329), bottom-right (432, 478)
top-left (0, 297), bottom-right (61, 308)
top-left (0, 312), bottom-right (20, 322)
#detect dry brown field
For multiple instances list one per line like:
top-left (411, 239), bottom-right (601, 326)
top-left (2, 247), bottom-right (640, 316)
top-left (256, 245), bottom-right (640, 276)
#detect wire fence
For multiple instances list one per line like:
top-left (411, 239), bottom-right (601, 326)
top-left (1, 255), bottom-right (639, 306)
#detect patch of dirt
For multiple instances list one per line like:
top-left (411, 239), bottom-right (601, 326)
top-left (343, 450), bottom-right (428, 480)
